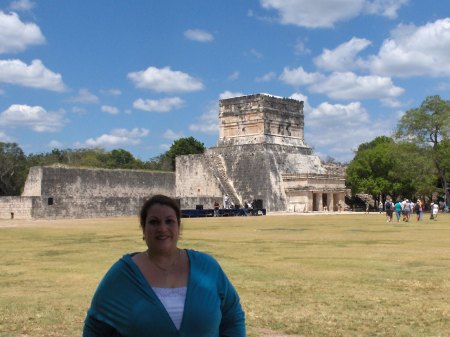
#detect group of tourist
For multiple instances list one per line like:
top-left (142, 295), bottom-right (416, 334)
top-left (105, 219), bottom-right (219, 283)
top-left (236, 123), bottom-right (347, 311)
top-left (384, 197), bottom-right (441, 222)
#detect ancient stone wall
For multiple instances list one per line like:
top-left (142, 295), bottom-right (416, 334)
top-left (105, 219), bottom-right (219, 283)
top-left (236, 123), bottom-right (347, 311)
top-left (23, 166), bottom-right (174, 197)
top-left (22, 167), bottom-right (42, 196)
top-left (1, 166), bottom-right (176, 219)
top-left (175, 154), bottom-right (223, 209)
top-left (0, 196), bottom-right (33, 219)
top-left (29, 196), bottom-right (146, 219)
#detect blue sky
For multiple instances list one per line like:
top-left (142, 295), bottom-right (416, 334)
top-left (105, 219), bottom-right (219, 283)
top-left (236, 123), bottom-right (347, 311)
top-left (1, 0), bottom-right (449, 163)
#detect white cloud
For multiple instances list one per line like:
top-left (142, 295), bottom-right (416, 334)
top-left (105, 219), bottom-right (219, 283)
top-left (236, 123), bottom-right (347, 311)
top-left (366, 18), bottom-right (450, 77)
top-left (128, 66), bottom-right (204, 93)
top-left (71, 106), bottom-right (87, 114)
top-left (259, 0), bottom-right (407, 28)
top-left (0, 131), bottom-right (13, 142)
top-left (0, 59), bottom-right (65, 91)
top-left (380, 97), bottom-right (403, 108)
top-left (0, 104), bottom-right (68, 132)
top-left (279, 66), bottom-right (325, 86)
top-left (281, 67), bottom-right (404, 101)
top-left (314, 37), bottom-right (371, 72)
top-left (68, 88), bottom-right (99, 104)
top-left (255, 71), bottom-right (276, 82)
top-left (308, 101), bottom-right (370, 127)
top-left (184, 29), bottom-right (214, 42)
top-left (163, 129), bottom-right (184, 140)
top-left (101, 88), bottom-right (122, 96)
top-left (364, 0), bottom-right (408, 19)
top-left (219, 91), bottom-right (244, 99)
top-left (47, 139), bottom-right (63, 149)
top-left (10, 0), bottom-right (36, 11)
top-left (294, 38), bottom-right (311, 55)
top-left (249, 48), bottom-right (263, 59)
top-left (260, 0), bottom-right (365, 28)
top-left (133, 97), bottom-right (184, 112)
top-left (189, 101), bottom-right (219, 134)
top-left (228, 71), bottom-right (240, 81)
top-left (309, 72), bottom-right (404, 100)
top-left (0, 11), bottom-right (44, 53)
top-left (159, 143), bottom-right (171, 151)
top-left (304, 101), bottom-right (395, 161)
top-left (289, 92), bottom-right (312, 114)
top-left (85, 128), bottom-right (149, 147)
top-left (101, 105), bottom-right (119, 114)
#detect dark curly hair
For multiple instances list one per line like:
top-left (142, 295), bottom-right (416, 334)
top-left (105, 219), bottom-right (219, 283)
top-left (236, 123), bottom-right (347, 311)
top-left (139, 194), bottom-right (181, 230)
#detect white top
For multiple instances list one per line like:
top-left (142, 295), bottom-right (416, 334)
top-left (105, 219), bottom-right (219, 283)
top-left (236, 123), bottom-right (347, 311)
top-left (152, 287), bottom-right (187, 330)
top-left (432, 203), bottom-right (439, 214)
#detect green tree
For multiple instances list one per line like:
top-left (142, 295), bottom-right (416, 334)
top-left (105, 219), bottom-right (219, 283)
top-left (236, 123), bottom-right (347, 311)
top-left (107, 149), bottom-right (138, 169)
top-left (346, 136), bottom-right (398, 201)
top-left (164, 137), bottom-right (205, 171)
top-left (388, 143), bottom-right (437, 201)
top-left (396, 95), bottom-right (450, 204)
top-left (0, 142), bottom-right (28, 196)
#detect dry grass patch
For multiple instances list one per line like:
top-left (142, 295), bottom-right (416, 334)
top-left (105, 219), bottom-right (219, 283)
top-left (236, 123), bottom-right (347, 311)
top-left (1, 213), bottom-right (449, 336)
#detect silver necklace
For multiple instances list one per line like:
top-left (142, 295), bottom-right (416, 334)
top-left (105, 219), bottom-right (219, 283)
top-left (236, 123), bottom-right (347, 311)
top-left (146, 249), bottom-right (180, 272)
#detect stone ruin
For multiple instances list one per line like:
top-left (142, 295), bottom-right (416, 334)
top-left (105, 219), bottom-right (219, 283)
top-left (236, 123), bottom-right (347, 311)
top-left (0, 93), bottom-right (347, 219)
top-left (0, 166), bottom-right (174, 219)
top-left (176, 94), bottom-right (347, 212)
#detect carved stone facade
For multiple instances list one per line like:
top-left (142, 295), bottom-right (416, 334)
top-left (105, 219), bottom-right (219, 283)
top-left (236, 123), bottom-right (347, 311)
top-left (176, 94), bottom-right (347, 212)
top-left (219, 94), bottom-right (309, 149)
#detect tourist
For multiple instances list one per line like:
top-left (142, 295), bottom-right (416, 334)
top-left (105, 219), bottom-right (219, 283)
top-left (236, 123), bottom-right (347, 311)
top-left (432, 202), bottom-right (439, 220)
top-left (394, 199), bottom-right (402, 222)
top-left (223, 194), bottom-right (230, 209)
top-left (213, 200), bottom-right (220, 217)
top-left (414, 199), bottom-right (422, 221)
top-left (83, 194), bottom-right (246, 337)
top-left (402, 199), bottom-right (411, 222)
top-left (384, 198), bottom-right (393, 222)
top-left (378, 201), bottom-right (383, 214)
top-left (365, 201), bottom-right (369, 214)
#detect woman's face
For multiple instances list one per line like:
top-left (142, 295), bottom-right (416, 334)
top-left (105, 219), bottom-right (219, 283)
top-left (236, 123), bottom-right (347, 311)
top-left (144, 203), bottom-right (180, 253)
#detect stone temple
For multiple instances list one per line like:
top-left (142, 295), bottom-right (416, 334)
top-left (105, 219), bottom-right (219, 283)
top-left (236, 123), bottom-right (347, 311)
top-left (0, 94), bottom-right (347, 219)
top-left (176, 93), bottom-right (346, 212)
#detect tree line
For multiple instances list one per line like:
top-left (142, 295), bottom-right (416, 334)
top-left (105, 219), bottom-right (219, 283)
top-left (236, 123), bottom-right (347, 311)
top-left (346, 95), bottom-right (450, 206)
top-left (0, 137), bottom-right (205, 196)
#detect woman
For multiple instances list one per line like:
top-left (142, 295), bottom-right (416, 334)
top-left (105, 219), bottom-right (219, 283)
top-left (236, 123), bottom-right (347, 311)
top-left (83, 194), bottom-right (246, 337)
top-left (415, 199), bottom-right (422, 221)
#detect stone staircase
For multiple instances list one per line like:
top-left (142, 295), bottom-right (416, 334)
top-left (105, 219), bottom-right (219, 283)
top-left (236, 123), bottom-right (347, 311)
top-left (206, 153), bottom-right (241, 207)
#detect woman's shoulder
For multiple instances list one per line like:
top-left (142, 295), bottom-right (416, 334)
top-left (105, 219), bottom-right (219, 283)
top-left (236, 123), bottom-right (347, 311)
top-left (102, 253), bottom-right (140, 275)
top-left (186, 249), bottom-right (221, 268)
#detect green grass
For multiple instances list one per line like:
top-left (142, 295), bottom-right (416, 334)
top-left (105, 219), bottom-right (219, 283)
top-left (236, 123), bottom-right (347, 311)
top-left (1, 213), bottom-right (449, 337)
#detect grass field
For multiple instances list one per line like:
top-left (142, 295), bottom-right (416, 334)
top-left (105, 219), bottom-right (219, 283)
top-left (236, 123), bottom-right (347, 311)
top-left (1, 212), bottom-right (449, 337)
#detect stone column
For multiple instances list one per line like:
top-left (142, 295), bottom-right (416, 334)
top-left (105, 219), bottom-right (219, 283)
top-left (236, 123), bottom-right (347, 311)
top-left (315, 193), bottom-right (322, 211)
top-left (308, 192), bottom-right (314, 212)
top-left (327, 193), bottom-right (334, 212)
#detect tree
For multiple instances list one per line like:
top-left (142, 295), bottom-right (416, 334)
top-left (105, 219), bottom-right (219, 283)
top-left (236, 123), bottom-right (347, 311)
top-left (346, 136), bottom-right (398, 201)
top-left (164, 137), bottom-right (205, 171)
top-left (396, 95), bottom-right (450, 204)
top-left (388, 143), bottom-right (437, 201)
top-left (107, 149), bottom-right (141, 169)
top-left (0, 142), bottom-right (28, 196)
